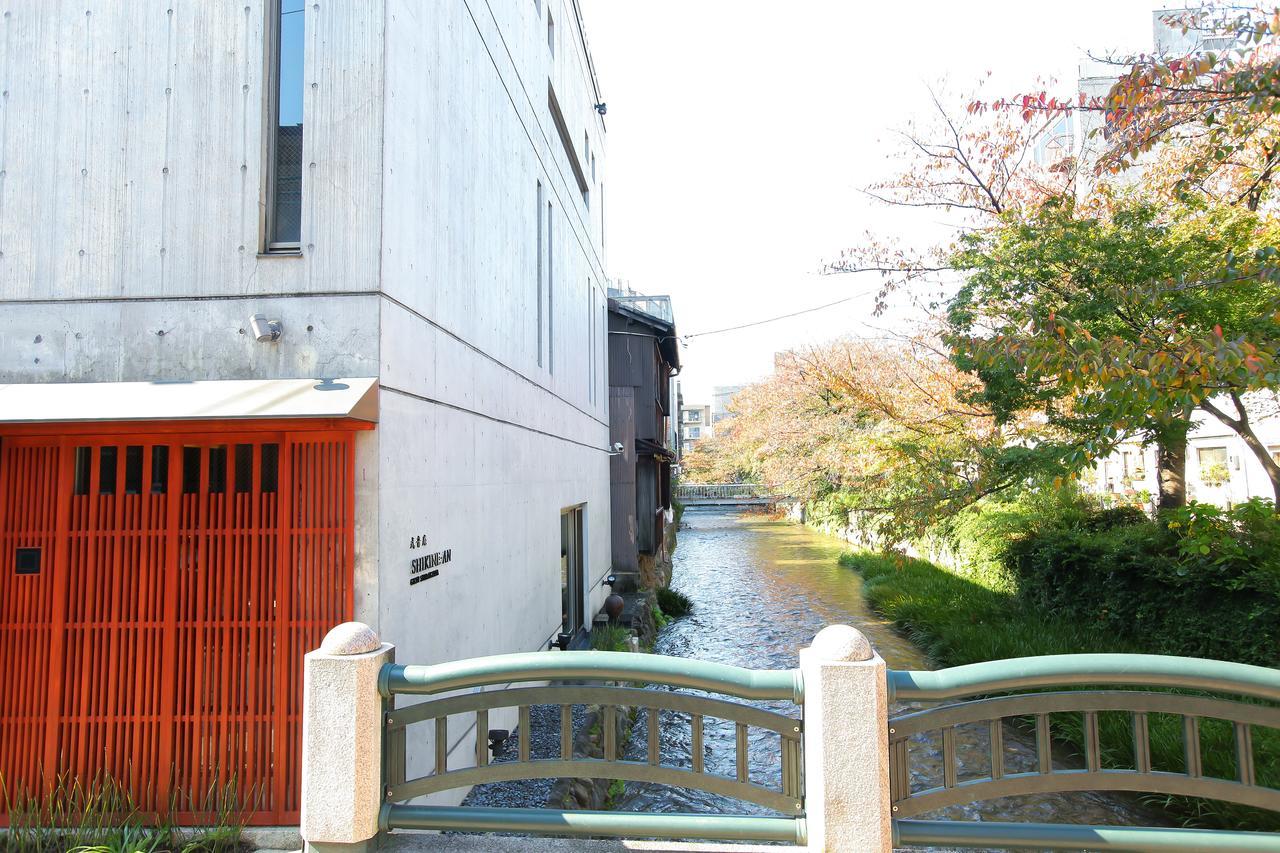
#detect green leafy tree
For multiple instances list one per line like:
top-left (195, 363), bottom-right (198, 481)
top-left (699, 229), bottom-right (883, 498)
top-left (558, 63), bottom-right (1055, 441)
top-left (948, 195), bottom-right (1280, 505)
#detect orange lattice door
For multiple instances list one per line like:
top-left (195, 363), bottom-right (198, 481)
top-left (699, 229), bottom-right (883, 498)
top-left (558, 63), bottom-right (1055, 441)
top-left (0, 425), bottom-right (355, 825)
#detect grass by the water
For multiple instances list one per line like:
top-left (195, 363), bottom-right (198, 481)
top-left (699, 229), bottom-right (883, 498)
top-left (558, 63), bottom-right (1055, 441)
top-left (840, 550), bottom-right (1280, 831)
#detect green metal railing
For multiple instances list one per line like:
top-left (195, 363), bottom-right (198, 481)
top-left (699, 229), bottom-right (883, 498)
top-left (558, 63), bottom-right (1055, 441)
top-left (377, 650), bottom-right (806, 845)
top-left (888, 654), bottom-right (1280, 851)
top-left (369, 646), bottom-right (1280, 848)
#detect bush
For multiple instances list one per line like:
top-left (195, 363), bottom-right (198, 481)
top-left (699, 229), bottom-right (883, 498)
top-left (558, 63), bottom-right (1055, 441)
top-left (841, 543), bottom-right (1280, 832)
top-left (842, 550), bottom-right (1128, 666)
top-left (1005, 498), bottom-right (1280, 667)
top-left (654, 586), bottom-right (693, 619)
top-left (590, 624), bottom-right (632, 653)
top-left (0, 770), bottom-right (245, 853)
top-left (924, 482), bottom-right (1096, 589)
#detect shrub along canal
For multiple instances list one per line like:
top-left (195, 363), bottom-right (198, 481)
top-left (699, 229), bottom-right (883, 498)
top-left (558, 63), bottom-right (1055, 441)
top-left (468, 507), bottom-right (1163, 836)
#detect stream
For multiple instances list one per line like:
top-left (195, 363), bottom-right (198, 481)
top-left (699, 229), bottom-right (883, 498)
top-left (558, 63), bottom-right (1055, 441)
top-left (467, 507), bottom-right (1164, 843)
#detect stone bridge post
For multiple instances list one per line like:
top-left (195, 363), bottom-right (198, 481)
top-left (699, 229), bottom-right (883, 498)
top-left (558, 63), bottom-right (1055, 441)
top-left (800, 625), bottom-right (893, 852)
top-left (300, 622), bottom-right (395, 853)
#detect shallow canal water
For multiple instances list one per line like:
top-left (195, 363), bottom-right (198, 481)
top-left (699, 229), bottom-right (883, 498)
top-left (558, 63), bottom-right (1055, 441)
top-left (467, 507), bottom-right (1161, 841)
top-left (613, 508), bottom-right (1159, 829)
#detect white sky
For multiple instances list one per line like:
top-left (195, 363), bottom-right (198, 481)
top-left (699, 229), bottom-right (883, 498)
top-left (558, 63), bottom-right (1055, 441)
top-left (580, 0), bottom-right (1167, 404)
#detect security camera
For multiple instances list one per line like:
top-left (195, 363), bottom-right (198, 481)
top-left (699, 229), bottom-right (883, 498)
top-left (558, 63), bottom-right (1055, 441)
top-left (612, 442), bottom-right (624, 453)
top-left (249, 313), bottom-right (283, 343)
top-left (594, 102), bottom-right (607, 116)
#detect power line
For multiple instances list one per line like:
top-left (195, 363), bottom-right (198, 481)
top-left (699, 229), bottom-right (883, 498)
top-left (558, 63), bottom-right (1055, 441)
top-left (682, 292), bottom-right (875, 340)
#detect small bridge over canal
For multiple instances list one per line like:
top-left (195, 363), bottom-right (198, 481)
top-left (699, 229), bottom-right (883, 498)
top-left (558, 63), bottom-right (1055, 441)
top-left (675, 482), bottom-right (780, 507)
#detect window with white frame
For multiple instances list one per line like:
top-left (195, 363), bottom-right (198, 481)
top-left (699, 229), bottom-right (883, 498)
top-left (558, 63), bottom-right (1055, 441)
top-left (1197, 446), bottom-right (1230, 486)
top-left (1122, 448), bottom-right (1145, 479)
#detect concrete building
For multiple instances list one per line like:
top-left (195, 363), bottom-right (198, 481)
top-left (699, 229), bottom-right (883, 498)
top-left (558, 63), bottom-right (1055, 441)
top-left (1035, 8), bottom-right (1252, 175)
top-left (1093, 404), bottom-right (1280, 510)
top-left (0, 0), bottom-right (611, 825)
top-left (680, 403), bottom-right (713, 449)
top-left (711, 384), bottom-right (748, 425)
top-left (607, 291), bottom-right (679, 590)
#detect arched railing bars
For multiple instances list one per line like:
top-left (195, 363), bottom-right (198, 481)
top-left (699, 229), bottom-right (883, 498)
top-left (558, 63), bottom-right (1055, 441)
top-left (377, 650), bottom-right (807, 845)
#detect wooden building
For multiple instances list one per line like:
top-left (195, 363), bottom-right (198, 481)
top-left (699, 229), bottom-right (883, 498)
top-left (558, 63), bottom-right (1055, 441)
top-left (607, 293), bottom-right (680, 590)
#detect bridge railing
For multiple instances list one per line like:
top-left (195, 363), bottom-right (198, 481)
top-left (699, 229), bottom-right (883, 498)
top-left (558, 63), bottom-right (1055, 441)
top-left (676, 482), bottom-right (774, 500)
top-left (888, 654), bottom-right (1280, 850)
top-left (377, 651), bottom-right (805, 843)
top-left (298, 624), bottom-right (1280, 852)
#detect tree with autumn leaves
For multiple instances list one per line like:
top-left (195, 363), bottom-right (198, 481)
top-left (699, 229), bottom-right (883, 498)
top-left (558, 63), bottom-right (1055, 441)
top-left (949, 4), bottom-right (1280, 508)
top-left (977, 4), bottom-right (1280, 207)
top-left (684, 336), bottom-right (1066, 540)
top-left (949, 195), bottom-right (1280, 505)
top-left (699, 4), bottom-right (1280, 530)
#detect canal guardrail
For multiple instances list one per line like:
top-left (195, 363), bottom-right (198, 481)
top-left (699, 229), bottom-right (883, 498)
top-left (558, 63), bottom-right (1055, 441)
top-left (378, 651), bottom-right (805, 843)
top-left (298, 623), bottom-right (1280, 851)
top-left (675, 483), bottom-right (779, 506)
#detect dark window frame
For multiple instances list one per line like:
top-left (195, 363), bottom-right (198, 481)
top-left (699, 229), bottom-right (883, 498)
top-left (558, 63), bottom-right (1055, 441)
top-left (263, 0), bottom-right (305, 253)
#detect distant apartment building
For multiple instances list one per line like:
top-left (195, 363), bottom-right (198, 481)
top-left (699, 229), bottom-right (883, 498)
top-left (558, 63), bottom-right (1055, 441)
top-left (1096, 408), bottom-right (1280, 509)
top-left (680, 403), bottom-right (713, 448)
top-left (0, 1), bottom-right (611, 823)
top-left (608, 291), bottom-right (679, 589)
top-left (712, 384), bottom-right (749, 425)
top-left (1035, 8), bottom-right (1251, 174)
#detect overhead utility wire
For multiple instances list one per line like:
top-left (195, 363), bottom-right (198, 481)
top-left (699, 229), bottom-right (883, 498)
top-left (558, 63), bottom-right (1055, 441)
top-left (682, 291), bottom-right (875, 340)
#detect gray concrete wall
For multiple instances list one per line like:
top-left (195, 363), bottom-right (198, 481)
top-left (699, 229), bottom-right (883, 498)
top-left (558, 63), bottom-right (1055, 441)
top-left (369, 0), bottom-right (612, 799)
top-left (0, 1), bottom-right (385, 381)
top-left (0, 0), bottom-right (614, 809)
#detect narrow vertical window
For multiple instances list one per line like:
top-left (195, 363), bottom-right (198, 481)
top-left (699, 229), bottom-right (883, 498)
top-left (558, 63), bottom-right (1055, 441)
top-left (547, 9), bottom-right (555, 56)
top-left (182, 446), bottom-right (202, 494)
top-left (208, 446), bottom-right (228, 494)
top-left (588, 287), bottom-right (595, 403)
top-left (234, 444), bottom-right (255, 493)
top-left (266, 0), bottom-right (305, 251)
top-left (547, 201), bottom-right (555, 374)
top-left (72, 447), bottom-right (92, 496)
top-left (536, 181), bottom-right (545, 367)
top-left (584, 134), bottom-right (591, 208)
top-left (99, 446), bottom-right (118, 495)
top-left (260, 443), bottom-right (280, 493)
top-left (124, 446), bottom-right (144, 495)
top-left (150, 446), bottom-right (169, 494)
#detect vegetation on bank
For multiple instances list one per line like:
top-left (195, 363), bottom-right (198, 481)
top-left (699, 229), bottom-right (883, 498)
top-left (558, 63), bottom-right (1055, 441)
top-left (591, 623), bottom-right (634, 653)
top-left (655, 587), bottom-right (693, 620)
top-left (0, 772), bottom-right (246, 853)
top-left (839, 490), bottom-right (1280, 831)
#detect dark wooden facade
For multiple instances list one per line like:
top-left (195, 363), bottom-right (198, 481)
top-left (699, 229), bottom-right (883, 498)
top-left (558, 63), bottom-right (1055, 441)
top-left (607, 300), bottom-right (679, 582)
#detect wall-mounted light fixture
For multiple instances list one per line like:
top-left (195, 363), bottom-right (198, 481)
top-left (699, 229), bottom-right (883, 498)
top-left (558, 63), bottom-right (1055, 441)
top-left (249, 313), bottom-right (283, 343)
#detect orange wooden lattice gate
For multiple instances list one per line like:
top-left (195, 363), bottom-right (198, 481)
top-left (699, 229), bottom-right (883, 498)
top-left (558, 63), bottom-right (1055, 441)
top-left (0, 421), bottom-right (357, 825)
